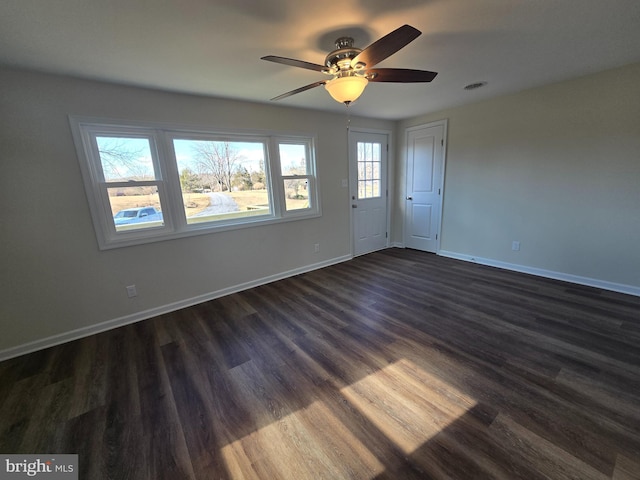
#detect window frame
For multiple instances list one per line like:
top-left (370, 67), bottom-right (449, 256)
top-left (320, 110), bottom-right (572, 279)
top-left (165, 131), bottom-right (278, 230)
top-left (356, 141), bottom-right (383, 200)
top-left (275, 137), bottom-right (318, 216)
top-left (70, 117), bottom-right (321, 249)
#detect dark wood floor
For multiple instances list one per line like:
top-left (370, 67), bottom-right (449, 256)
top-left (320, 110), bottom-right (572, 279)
top-left (1, 249), bottom-right (639, 479)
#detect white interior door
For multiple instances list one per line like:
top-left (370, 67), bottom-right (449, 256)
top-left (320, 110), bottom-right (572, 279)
top-left (349, 130), bottom-right (389, 256)
top-left (404, 122), bottom-right (446, 252)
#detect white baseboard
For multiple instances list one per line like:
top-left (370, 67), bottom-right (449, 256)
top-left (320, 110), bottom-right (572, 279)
top-left (0, 254), bottom-right (353, 362)
top-left (438, 250), bottom-right (640, 297)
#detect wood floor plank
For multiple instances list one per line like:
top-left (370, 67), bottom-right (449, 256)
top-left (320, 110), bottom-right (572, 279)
top-left (0, 373), bottom-right (49, 452)
top-left (1, 248), bottom-right (639, 479)
top-left (132, 322), bottom-right (195, 480)
top-left (161, 341), bottom-right (229, 479)
top-left (612, 454), bottom-right (640, 480)
top-left (487, 413), bottom-right (610, 480)
top-left (18, 377), bottom-right (73, 453)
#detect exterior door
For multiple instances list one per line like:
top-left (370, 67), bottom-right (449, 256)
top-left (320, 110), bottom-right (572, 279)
top-left (349, 130), bottom-right (389, 256)
top-left (404, 121), bottom-right (446, 252)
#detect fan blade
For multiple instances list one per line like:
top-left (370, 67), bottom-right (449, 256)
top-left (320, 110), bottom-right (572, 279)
top-left (366, 68), bottom-right (438, 83)
top-left (351, 25), bottom-right (421, 69)
top-left (261, 55), bottom-right (326, 72)
top-left (270, 81), bottom-right (327, 101)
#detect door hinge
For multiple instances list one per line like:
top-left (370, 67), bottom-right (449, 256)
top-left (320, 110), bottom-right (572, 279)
top-left (441, 139), bottom-right (444, 146)
top-left (436, 234), bottom-right (438, 240)
top-left (386, 144), bottom-right (389, 152)
top-left (386, 232), bottom-right (388, 238)
top-left (438, 188), bottom-right (441, 195)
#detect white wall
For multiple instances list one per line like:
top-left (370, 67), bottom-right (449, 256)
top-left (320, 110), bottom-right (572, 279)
top-left (395, 62), bottom-right (640, 293)
top-left (3, 62), bottom-right (639, 358)
top-left (0, 67), bottom-right (393, 357)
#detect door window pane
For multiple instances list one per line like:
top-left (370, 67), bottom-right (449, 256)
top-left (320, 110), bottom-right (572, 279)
top-left (357, 142), bottom-right (382, 199)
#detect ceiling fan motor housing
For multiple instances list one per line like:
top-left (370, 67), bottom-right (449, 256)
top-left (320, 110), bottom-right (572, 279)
top-left (324, 37), bottom-right (362, 72)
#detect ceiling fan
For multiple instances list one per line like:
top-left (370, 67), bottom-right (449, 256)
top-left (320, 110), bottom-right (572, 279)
top-left (261, 24), bottom-right (438, 105)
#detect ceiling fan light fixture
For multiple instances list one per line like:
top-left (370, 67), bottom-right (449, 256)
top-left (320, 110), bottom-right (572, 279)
top-left (325, 75), bottom-right (368, 105)
top-left (262, 25), bottom-right (437, 104)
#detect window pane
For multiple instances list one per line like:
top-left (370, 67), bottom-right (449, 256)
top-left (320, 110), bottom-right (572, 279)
top-left (279, 144), bottom-right (308, 176)
top-left (172, 139), bottom-right (271, 224)
top-left (371, 179), bottom-right (381, 197)
top-left (284, 178), bottom-right (310, 211)
top-left (108, 186), bottom-right (164, 232)
top-left (96, 137), bottom-right (156, 182)
top-left (372, 161), bottom-right (380, 179)
top-left (357, 141), bottom-right (382, 199)
top-left (358, 162), bottom-right (366, 181)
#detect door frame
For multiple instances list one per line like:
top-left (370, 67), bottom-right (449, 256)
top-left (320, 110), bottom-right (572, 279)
top-left (348, 127), bottom-right (392, 257)
top-left (403, 119), bottom-right (448, 253)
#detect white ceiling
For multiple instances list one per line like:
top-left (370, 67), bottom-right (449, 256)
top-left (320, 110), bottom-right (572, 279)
top-left (2, 0), bottom-right (640, 120)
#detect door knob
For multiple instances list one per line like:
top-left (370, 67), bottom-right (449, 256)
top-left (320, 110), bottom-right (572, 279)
top-left (352, 204), bottom-right (358, 208)
top-left (406, 196), bottom-right (413, 200)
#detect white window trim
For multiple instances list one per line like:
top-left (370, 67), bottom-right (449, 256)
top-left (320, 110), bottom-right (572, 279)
top-left (275, 136), bottom-right (318, 217)
top-left (70, 116), bottom-right (321, 250)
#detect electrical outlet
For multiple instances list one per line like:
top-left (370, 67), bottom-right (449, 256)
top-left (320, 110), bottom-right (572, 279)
top-left (512, 241), bottom-right (521, 251)
top-left (314, 243), bottom-right (320, 253)
top-left (126, 285), bottom-right (137, 298)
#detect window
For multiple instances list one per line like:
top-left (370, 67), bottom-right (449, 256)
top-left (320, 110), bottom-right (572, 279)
top-left (95, 133), bottom-right (167, 233)
top-left (357, 141), bottom-right (382, 199)
top-left (71, 118), bottom-right (320, 249)
top-left (278, 142), bottom-right (315, 213)
top-left (170, 136), bottom-right (272, 226)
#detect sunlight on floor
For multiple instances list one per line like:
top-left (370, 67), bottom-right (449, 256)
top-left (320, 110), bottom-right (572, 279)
top-left (220, 399), bottom-right (386, 478)
top-left (220, 358), bottom-right (476, 478)
top-left (340, 358), bottom-right (477, 456)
